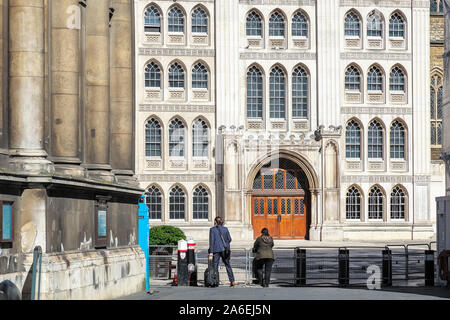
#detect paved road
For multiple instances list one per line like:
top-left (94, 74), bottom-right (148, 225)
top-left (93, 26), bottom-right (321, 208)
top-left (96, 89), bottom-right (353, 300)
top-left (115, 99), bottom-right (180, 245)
top-left (118, 284), bottom-right (450, 300)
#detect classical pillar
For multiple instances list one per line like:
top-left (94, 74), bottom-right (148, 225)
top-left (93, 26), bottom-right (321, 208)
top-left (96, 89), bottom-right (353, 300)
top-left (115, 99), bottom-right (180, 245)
top-left (109, 0), bottom-right (137, 185)
top-left (8, 0), bottom-right (52, 173)
top-left (84, 0), bottom-right (113, 181)
top-left (50, 0), bottom-right (83, 176)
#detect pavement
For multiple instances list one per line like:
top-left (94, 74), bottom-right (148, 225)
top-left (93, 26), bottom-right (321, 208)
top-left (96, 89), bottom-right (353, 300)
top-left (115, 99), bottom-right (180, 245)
top-left (118, 280), bottom-right (450, 300)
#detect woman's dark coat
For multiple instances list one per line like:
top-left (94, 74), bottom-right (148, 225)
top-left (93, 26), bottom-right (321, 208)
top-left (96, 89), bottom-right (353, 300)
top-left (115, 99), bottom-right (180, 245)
top-left (252, 235), bottom-right (274, 260)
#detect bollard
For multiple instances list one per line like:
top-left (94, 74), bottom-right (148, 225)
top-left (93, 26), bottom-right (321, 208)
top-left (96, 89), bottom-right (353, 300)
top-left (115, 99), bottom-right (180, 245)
top-left (382, 249), bottom-right (392, 287)
top-left (338, 249), bottom-right (350, 287)
top-left (295, 248), bottom-right (306, 286)
top-left (177, 239), bottom-right (189, 286)
top-left (187, 238), bottom-right (198, 286)
top-left (425, 250), bottom-right (435, 287)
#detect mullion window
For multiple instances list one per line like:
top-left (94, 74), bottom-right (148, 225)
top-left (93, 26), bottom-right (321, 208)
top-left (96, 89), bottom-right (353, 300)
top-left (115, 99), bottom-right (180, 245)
top-left (246, 11), bottom-right (262, 37)
top-left (389, 67), bottom-right (405, 91)
top-left (170, 186), bottom-right (185, 220)
top-left (193, 187), bottom-right (209, 220)
top-left (144, 6), bottom-right (161, 33)
top-left (270, 67), bottom-right (286, 119)
top-left (193, 119), bottom-right (209, 158)
top-left (169, 63), bottom-right (185, 89)
top-left (346, 120), bottom-right (361, 159)
top-left (368, 187), bottom-right (383, 220)
top-left (345, 12), bottom-right (360, 37)
top-left (145, 118), bottom-right (162, 157)
top-left (169, 119), bottom-right (185, 157)
top-left (368, 67), bottom-right (383, 91)
top-left (367, 12), bottom-right (383, 37)
top-left (346, 187), bottom-right (361, 220)
top-left (292, 12), bottom-right (308, 37)
top-left (146, 186), bottom-right (162, 220)
top-left (269, 12), bottom-right (285, 37)
top-left (145, 62), bottom-right (161, 88)
top-left (168, 7), bottom-right (184, 33)
top-left (247, 66), bottom-right (263, 119)
top-left (389, 13), bottom-right (404, 38)
top-left (192, 7), bottom-right (208, 34)
top-left (292, 67), bottom-right (308, 118)
top-left (345, 66), bottom-right (361, 91)
top-left (368, 121), bottom-right (383, 159)
top-left (390, 121), bottom-right (405, 159)
top-left (390, 187), bottom-right (406, 219)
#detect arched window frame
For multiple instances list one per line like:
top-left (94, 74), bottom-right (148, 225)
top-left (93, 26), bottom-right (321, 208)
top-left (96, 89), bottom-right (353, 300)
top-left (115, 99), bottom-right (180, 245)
top-left (389, 66), bottom-right (405, 92)
top-left (146, 186), bottom-right (163, 220)
top-left (344, 11), bottom-right (361, 38)
top-left (192, 62), bottom-right (208, 89)
top-left (367, 65), bottom-right (383, 92)
top-left (367, 11), bottom-right (384, 38)
top-left (345, 65), bottom-right (361, 92)
top-left (389, 12), bottom-right (405, 38)
top-left (145, 61), bottom-right (162, 89)
top-left (192, 118), bottom-right (209, 158)
top-left (431, 71), bottom-right (443, 147)
top-left (144, 5), bottom-right (162, 33)
top-left (247, 65), bottom-right (264, 119)
top-left (292, 11), bottom-right (308, 38)
top-left (390, 186), bottom-right (407, 220)
top-left (169, 118), bottom-right (186, 158)
top-left (168, 6), bottom-right (185, 33)
top-left (292, 65), bottom-right (308, 119)
top-left (368, 186), bottom-right (384, 220)
top-left (193, 186), bottom-right (209, 220)
top-left (145, 118), bottom-right (162, 158)
top-left (246, 11), bottom-right (263, 37)
top-left (346, 186), bottom-right (362, 220)
top-left (269, 11), bottom-right (285, 37)
top-left (169, 186), bottom-right (186, 220)
top-left (368, 120), bottom-right (384, 159)
top-left (346, 119), bottom-right (362, 159)
top-left (269, 66), bottom-right (286, 119)
top-left (191, 7), bottom-right (208, 34)
top-left (168, 62), bottom-right (185, 89)
top-left (390, 120), bottom-right (406, 160)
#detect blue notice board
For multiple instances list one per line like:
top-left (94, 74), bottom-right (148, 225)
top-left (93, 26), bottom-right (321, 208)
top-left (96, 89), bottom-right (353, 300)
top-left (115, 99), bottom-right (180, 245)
top-left (2, 204), bottom-right (12, 240)
top-left (98, 210), bottom-right (107, 237)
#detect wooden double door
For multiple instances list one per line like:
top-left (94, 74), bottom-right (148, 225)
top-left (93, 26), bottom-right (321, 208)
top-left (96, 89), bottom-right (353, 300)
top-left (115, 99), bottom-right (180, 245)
top-left (252, 196), bottom-right (307, 239)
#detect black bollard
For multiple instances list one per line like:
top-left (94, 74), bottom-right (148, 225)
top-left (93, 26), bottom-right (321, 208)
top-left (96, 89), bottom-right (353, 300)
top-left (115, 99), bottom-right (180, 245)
top-left (382, 249), bottom-right (392, 287)
top-left (187, 239), bottom-right (198, 286)
top-left (425, 250), bottom-right (435, 287)
top-left (295, 248), bottom-right (306, 286)
top-left (177, 240), bottom-right (189, 286)
top-left (338, 249), bottom-right (350, 287)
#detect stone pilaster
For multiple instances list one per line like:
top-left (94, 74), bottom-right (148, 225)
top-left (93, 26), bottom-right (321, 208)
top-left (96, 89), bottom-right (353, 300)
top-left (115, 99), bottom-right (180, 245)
top-left (50, 0), bottom-right (83, 176)
top-left (8, 0), bottom-right (52, 174)
top-left (84, 0), bottom-right (113, 181)
top-left (109, 0), bottom-right (137, 186)
top-left (444, 0), bottom-right (450, 195)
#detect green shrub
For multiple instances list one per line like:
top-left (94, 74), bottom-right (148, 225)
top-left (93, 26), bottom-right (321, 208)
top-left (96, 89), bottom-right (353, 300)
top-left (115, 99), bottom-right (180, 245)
top-left (149, 225), bottom-right (186, 246)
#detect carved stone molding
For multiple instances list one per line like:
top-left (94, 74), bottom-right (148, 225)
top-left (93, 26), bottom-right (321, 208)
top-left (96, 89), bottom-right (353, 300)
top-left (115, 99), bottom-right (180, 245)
top-left (240, 52), bottom-right (316, 60)
top-left (138, 174), bottom-right (215, 182)
top-left (342, 175), bottom-right (431, 183)
top-left (139, 48), bottom-right (215, 57)
top-left (340, 52), bottom-right (411, 60)
top-left (340, 0), bottom-right (428, 8)
top-left (139, 104), bottom-right (215, 113)
top-left (240, 0), bottom-right (315, 5)
top-left (341, 106), bottom-right (412, 115)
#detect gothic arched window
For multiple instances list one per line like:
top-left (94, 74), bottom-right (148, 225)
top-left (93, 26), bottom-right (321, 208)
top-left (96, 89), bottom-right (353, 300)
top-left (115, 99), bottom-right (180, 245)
top-left (169, 119), bottom-right (185, 157)
top-left (269, 66), bottom-right (286, 119)
top-left (269, 12), bottom-right (285, 37)
top-left (390, 121), bottom-right (405, 159)
top-left (389, 13), bottom-right (405, 38)
top-left (292, 11), bottom-right (308, 37)
top-left (192, 7), bottom-right (208, 34)
top-left (146, 186), bottom-right (162, 220)
top-left (368, 66), bottom-right (383, 91)
top-left (391, 186), bottom-right (406, 219)
top-left (192, 63), bottom-right (208, 89)
top-left (145, 62), bottom-right (161, 88)
top-left (390, 66), bottom-right (405, 92)
top-left (144, 5), bottom-right (161, 33)
top-left (246, 11), bottom-right (262, 37)
top-left (367, 11), bottom-right (383, 37)
top-left (169, 186), bottom-right (185, 220)
top-left (145, 118), bottom-right (162, 157)
top-left (344, 12), bottom-right (361, 37)
top-left (431, 73), bottom-right (443, 146)
top-left (168, 7), bottom-right (184, 33)
top-left (292, 66), bottom-right (308, 118)
top-left (346, 120), bottom-right (362, 159)
top-left (368, 186), bottom-right (384, 220)
top-left (168, 62), bottom-right (185, 88)
top-left (368, 120), bottom-right (384, 159)
top-left (193, 186), bottom-right (209, 220)
top-left (345, 66), bottom-right (361, 91)
top-left (247, 66), bottom-right (263, 119)
top-left (346, 186), bottom-right (362, 220)
top-left (193, 119), bottom-right (209, 158)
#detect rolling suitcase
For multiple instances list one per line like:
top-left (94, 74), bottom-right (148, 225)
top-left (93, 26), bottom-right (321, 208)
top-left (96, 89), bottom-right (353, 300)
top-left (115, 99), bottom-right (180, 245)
top-left (204, 257), bottom-right (220, 287)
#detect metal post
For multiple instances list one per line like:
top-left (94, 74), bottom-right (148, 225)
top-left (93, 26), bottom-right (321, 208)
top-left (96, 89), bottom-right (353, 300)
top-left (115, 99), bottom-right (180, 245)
top-left (187, 239), bottom-right (197, 286)
top-left (425, 250), bottom-right (435, 286)
top-left (382, 249), bottom-right (392, 287)
top-left (295, 248), bottom-right (306, 286)
top-left (177, 240), bottom-right (189, 286)
top-left (338, 249), bottom-right (350, 287)
top-left (31, 246), bottom-right (42, 300)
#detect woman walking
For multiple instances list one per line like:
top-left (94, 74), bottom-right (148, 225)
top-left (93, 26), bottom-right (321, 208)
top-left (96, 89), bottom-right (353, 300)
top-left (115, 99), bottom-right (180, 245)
top-left (252, 228), bottom-right (274, 288)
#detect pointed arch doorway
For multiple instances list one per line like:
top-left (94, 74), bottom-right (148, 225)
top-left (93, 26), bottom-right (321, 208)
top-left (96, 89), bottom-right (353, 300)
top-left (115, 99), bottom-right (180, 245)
top-left (251, 158), bottom-right (311, 239)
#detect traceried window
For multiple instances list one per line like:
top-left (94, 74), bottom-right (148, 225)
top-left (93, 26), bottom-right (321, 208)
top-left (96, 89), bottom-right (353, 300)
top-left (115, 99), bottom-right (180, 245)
top-left (431, 0), bottom-right (444, 13)
top-left (292, 11), bottom-right (308, 37)
top-left (367, 11), bottom-right (383, 37)
top-left (145, 62), bottom-right (161, 88)
top-left (345, 66), bottom-right (361, 91)
top-left (246, 11), bottom-right (262, 37)
top-left (346, 186), bottom-right (361, 220)
top-left (269, 12), bottom-right (285, 37)
top-left (292, 66), bottom-right (308, 118)
top-left (145, 118), bottom-right (162, 157)
top-left (431, 73), bottom-right (443, 146)
top-left (389, 13), bottom-right (405, 38)
top-left (192, 63), bottom-right (208, 89)
top-left (390, 121), bottom-right (405, 159)
top-left (193, 186), bottom-right (209, 220)
top-left (391, 186), bottom-right (406, 219)
top-left (368, 186), bottom-right (384, 220)
top-left (368, 66), bottom-right (383, 91)
top-left (368, 120), bottom-right (384, 159)
top-left (247, 66), bottom-right (263, 119)
top-left (344, 12), bottom-right (361, 37)
top-left (169, 119), bottom-right (185, 157)
top-left (169, 186), bottom-right (185, 220)
top-left (193, 119), bottom-right (209, 158)
top-left (168, 63), bottom-right (185, 89)
top-left (144, 5), bottom-right (161, 33)
top-left (390, 67), bottom-right (405, 92)
top-left (269, 66), bottom-right (286, 119)
top-left (192, 7), bottom-right (208, 34)
top-left (346, 120), bottom-right (361, 159)
top-left (146, 186), bottom-right (162, 220)
top-left (168, 7), bottom-right (184, 33)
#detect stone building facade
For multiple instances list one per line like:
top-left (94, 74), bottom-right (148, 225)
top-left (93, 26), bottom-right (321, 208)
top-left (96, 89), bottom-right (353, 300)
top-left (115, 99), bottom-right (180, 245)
top-left (137, 0), bottom-right (444, 242)
top-left (0, 0), bottom-right (145, 299)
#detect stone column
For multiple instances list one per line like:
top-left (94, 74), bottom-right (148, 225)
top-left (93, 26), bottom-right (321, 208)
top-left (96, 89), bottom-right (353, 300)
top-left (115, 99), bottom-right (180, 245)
top-left (84, 0), bottom-right (113, 181)
top-left (50, 0), bottom-right (83, 176)
top-left (8, 0), bottom-right (52, 173)
top-left (109, 0), bottom-right (137, 185)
